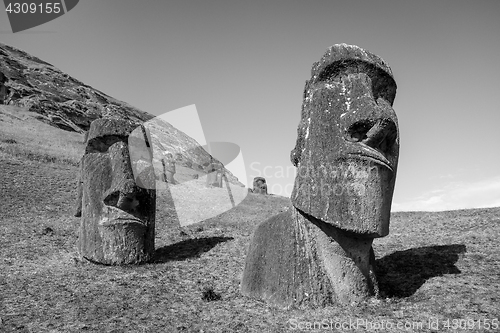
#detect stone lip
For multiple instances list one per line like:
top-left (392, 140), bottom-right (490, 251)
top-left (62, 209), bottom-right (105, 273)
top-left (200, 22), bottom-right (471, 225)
top-left (346, 147), bottom-right (394, 172)
top-left (99, 217), bottom-right (147, 228)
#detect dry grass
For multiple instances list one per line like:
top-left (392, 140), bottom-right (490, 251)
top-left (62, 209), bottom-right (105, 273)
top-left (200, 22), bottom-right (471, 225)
top-left (156, 176), bottom-right (249, 227)
top-left (0, 106), bottom-right (84, 166)
top-left (1, 113), bottom-right (499, 332)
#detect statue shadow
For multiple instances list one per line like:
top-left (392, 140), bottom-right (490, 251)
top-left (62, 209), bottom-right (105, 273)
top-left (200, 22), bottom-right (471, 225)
top-left (376, 244), bottom-right (466, 298)
top-left (153, 236), bottom-right (233, 263)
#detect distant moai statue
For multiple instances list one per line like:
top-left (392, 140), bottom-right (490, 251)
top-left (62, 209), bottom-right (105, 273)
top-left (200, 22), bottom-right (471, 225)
top-left (241, 44), bottom-right (399, 307)
top-left (82, 130), bottom-right (89, 144)
top-left (75, 118), bottom-right (156, 265)
top-left (206, 158), bottom-right (223, 187)
top-left (161, 152), bottom-right (176, 184)
top-left (252, 177), bottom-right (268, 195)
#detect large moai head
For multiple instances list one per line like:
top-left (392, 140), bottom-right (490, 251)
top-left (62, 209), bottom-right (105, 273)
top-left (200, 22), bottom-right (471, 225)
top-left (76, 118), bottom-right (156, 265)
top-left (290, 44), bottom-right (399, 238)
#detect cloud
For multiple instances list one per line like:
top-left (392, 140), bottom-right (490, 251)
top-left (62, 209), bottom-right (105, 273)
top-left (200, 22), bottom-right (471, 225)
top-left (392, 176), bottom-right (500, 212)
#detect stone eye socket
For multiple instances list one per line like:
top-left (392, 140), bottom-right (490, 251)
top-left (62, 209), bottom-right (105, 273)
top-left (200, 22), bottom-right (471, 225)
top-left (346, 120), bottom-right (373, 142)
top-left (86, 136), bottom-right (126, 153)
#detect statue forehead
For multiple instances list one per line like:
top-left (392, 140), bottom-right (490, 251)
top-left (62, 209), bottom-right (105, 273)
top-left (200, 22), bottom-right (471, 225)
top-left (305, 43), bottom-right (397, 106)
top-left (87, 118), bottom-right (138, 142)
top-left (310, 43), bottom-right (394, 80)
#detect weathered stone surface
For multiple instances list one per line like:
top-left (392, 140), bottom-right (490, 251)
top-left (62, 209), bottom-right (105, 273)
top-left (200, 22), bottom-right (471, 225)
top-left (252, 177), bottom-right (268, 195)
top-left (290, 43), bottom-right (398, 237)
top-left (241, 208), bottom-right (377, 308)
top-left (75, 118), bottom-right (156, 265)
top-left (241, 44), bottom-right (399, 307)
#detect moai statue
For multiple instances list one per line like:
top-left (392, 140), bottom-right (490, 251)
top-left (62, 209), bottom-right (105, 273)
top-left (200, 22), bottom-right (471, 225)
top-left (206, 159), bottom-right (223, 187)
top-left (161, 152), bottom-right (176, 184)
top-left (252, 177), bottom-right (268, 195)
top-left (82, 130), bottom-right (89, 144)
top-left (241, 44), bottom-right (399, 307)
top-left (75, 118), bottom-right (156, 265)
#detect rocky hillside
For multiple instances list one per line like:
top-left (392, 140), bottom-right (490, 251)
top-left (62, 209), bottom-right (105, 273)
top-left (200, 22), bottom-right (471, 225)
top-left (0, 42), bottom-right (243, 186)
top-left (0, 43), bottom-right (153, 132)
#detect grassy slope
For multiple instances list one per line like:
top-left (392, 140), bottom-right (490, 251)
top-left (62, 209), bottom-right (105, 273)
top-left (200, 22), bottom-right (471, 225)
top-left (1, 106), bottom-right (499, 332)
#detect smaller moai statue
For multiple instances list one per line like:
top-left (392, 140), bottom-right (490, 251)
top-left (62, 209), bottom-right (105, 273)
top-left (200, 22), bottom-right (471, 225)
top-left (161, 152), bottom-right (176, 184)
top-left (206, 159), bottom-right (223, 187)
top-left (252, 177), bottom-right (268, 195)
top-left (75, 118), bottom-right (156, 265)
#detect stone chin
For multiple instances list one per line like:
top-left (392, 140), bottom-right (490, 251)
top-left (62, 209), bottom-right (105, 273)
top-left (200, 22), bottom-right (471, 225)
top-left (336, 155), bottom-right (395, 238)
top-left (292, 157), bottom-right (395, 238)
top-left (96, 206), bottom-right (149, 265)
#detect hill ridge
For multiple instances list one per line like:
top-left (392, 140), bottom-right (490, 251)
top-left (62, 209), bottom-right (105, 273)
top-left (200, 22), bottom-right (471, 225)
top-left (0, 42), bottom-right (243, 186)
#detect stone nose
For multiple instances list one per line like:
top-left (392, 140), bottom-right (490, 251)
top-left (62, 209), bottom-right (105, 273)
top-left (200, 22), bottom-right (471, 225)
top-left (345, 118), bottom-right (397, 156)
top-left (102, 141), bottom-right (142, 216)
top-left (103, 179), bottom-right (141, 213)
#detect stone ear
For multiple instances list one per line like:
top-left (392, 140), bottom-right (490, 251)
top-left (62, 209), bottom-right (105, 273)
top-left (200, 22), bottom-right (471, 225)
top-left (290, 81), bottom-right (312, 167)
top-left (290, 145), bottom-right (301, 167)
top-left (290, 121), bottom-right (305, 166)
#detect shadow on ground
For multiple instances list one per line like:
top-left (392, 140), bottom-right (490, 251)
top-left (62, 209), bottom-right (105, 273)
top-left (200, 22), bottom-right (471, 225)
top-left (153, 236), bottom-right (234, 263)
top-left (376, 244), bottom-right (467, 298)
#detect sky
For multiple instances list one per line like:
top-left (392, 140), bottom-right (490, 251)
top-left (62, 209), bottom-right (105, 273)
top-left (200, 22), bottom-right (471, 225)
top-left (1, 0), bottom-right (499, 212)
